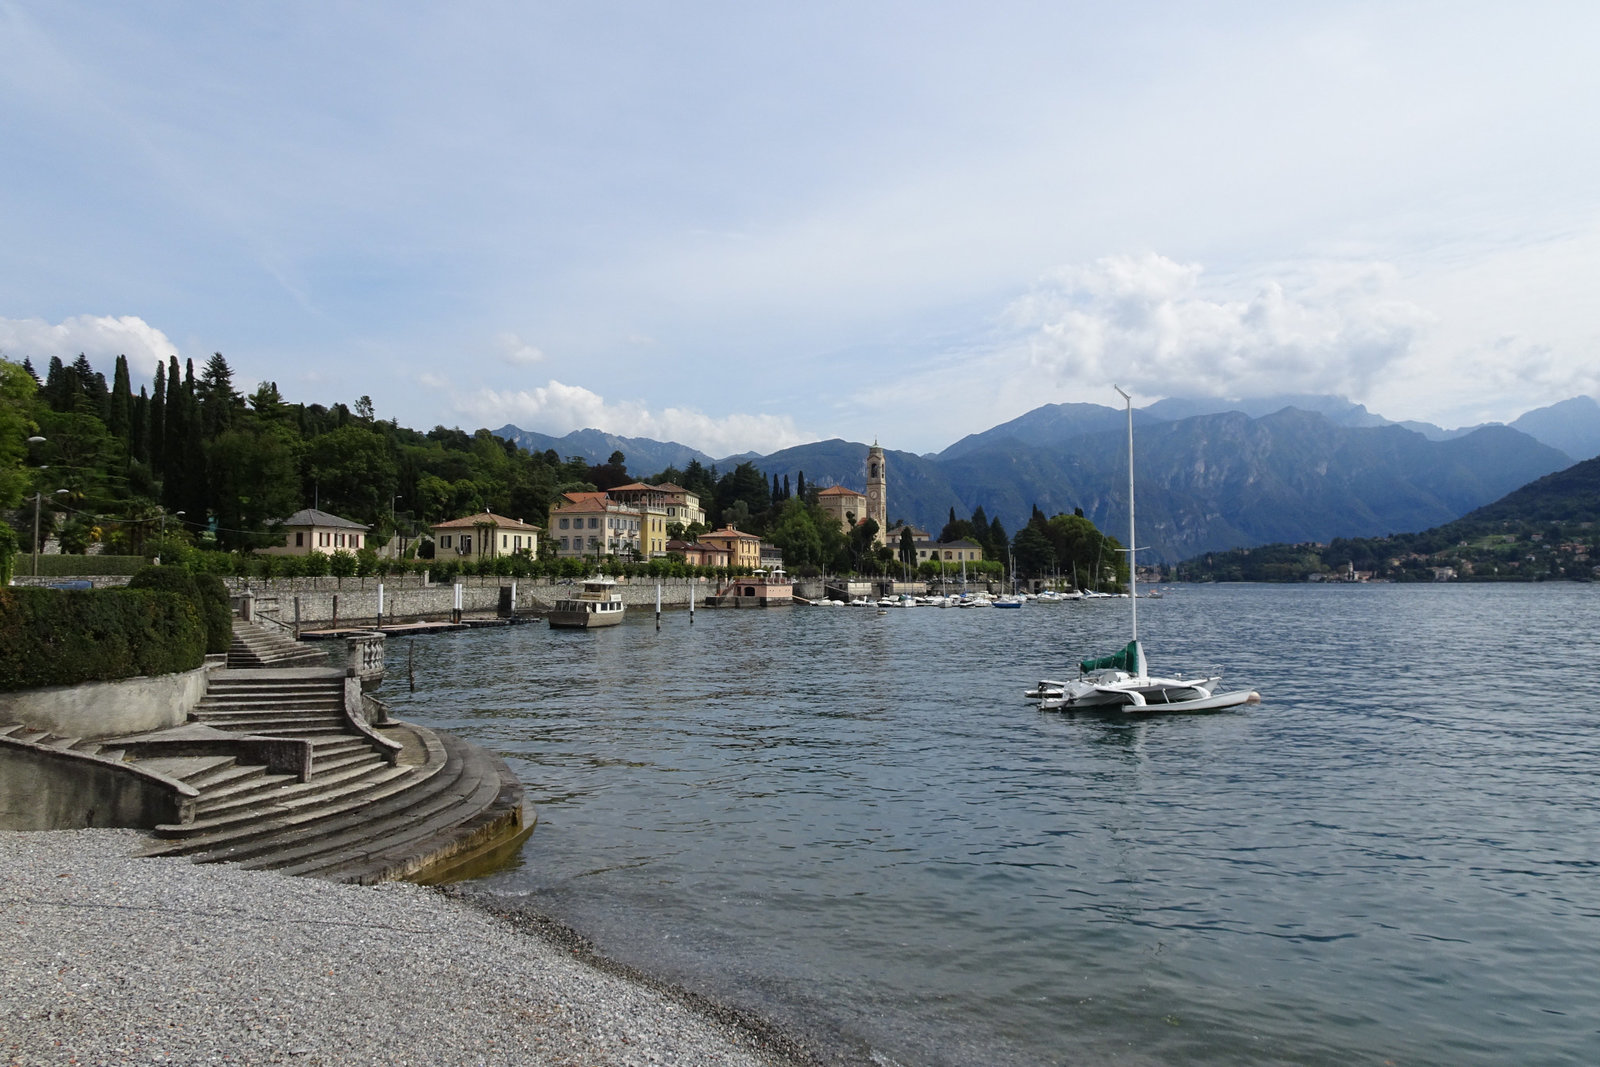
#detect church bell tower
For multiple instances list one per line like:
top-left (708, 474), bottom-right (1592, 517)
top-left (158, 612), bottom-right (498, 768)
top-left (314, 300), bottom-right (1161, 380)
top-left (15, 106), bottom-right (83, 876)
top-left (866, 442), bottom-right (887, 544)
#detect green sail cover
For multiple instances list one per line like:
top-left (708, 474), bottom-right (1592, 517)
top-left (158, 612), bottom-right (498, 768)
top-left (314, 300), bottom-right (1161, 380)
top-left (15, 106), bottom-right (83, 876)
top-left (1080, 640), bottom-right (1142, 675)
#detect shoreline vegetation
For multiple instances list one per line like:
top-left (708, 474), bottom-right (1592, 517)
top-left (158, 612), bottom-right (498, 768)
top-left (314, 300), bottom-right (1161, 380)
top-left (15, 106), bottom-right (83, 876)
top-left (0, 829), bottom-right (828, 1067)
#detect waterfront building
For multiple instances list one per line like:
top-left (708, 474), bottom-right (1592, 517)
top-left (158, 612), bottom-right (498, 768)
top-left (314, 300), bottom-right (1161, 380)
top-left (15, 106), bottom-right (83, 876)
top-left (604, 483), bottom-right (674, 557)
top-left (698, 525), bottom-right (764, 571)
top-left (428, 512), bottom-right (541, 561)
top-left (666, 538), bottom-right (730, 569)
top-left (653, 483), bottom-right (706, 530)
top-left (261, 508), bottom-right (371, 556)
top-left (548, 492), bottom-right (644, 559)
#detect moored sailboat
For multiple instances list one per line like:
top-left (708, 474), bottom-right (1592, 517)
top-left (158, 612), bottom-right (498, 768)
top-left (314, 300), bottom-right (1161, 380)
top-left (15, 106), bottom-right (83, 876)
top-left (1028, 386), bottom-right (1260, 713)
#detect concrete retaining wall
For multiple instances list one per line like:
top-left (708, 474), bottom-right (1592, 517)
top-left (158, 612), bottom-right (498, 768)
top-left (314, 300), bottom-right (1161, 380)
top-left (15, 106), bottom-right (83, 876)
top-left (0, 743), bottom-right (192, 830)
top-left (0, 665), bottom-right (210, 740)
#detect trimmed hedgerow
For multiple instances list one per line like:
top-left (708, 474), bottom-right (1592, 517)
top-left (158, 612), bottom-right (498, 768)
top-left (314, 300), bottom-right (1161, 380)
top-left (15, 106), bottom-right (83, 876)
top-left (0, 587), bottom-right (206, 691)
top-left (127, 566), bottom-right (232, 655)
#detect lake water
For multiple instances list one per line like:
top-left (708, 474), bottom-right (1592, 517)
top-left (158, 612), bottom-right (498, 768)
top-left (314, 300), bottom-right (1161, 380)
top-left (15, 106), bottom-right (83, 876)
top-left (382, 584), bottom-right (1600, 1066)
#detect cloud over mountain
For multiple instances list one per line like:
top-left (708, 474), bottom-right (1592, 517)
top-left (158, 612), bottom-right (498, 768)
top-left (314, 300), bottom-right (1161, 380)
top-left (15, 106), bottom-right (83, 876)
top-left (1006, 254), bottom-right (1431, 403)
top-left (457, 379), bottom-right (808, 457)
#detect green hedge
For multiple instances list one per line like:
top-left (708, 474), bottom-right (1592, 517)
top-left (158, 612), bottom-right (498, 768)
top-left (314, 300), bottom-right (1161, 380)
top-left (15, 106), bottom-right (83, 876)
top-left (30, 554), bottom-right (148, 577)
top-left (128, 566), bottom-right (232, 655)
top-left (0, 588), bottom-right (206, 691)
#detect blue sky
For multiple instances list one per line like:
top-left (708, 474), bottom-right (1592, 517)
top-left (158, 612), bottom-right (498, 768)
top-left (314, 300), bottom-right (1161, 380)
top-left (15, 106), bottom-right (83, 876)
top-left (3, 2), bottom-right (1599, 456)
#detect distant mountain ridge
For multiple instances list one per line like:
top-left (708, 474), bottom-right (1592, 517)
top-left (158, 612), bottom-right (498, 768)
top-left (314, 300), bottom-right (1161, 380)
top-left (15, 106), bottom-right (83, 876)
top-left (491, 394), bottom-right (1598, 563)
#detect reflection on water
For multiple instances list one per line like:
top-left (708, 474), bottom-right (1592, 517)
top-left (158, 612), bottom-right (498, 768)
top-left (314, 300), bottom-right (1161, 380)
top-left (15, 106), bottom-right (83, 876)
top-left (385, 584), bottom-right (1600, 1066)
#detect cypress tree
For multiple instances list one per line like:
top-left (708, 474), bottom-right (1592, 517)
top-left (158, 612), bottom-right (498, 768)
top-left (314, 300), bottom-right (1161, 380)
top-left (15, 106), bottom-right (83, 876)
top-left (161, 356), bottom-right (184, 507)
top-left (108, 355), bottom-right (132, 444)
top-left (181, 359), bottom-right (207, 519)
top-left (131, 385), bottom-right (149, 464)
top-left (149, 362), bottom-right (166, 474)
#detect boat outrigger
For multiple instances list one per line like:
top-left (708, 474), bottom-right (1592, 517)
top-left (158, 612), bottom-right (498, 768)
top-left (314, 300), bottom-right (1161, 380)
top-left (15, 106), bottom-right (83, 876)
top-left (1027, 386), bottom-right (1261, 713)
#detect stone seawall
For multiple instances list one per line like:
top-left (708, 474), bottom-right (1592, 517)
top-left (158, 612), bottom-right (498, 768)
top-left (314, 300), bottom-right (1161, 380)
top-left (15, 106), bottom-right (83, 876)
top-left (223, 576), bottom-right (720, 626)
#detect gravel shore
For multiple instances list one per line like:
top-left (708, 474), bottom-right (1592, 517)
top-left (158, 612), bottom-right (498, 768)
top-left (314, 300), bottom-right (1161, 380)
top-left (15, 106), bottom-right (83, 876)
top-left (0, 830), bottom-right (816, 1066)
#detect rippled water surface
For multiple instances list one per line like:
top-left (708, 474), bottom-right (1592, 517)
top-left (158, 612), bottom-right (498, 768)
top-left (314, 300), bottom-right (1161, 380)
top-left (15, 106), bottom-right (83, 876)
top-left (384, 584), bottom-right (1600, 1065)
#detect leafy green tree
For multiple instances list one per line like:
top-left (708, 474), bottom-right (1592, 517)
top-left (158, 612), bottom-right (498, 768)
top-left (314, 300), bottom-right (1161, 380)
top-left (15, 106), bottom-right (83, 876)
top-left (304, 425), bottom-right (398, 524)
top-left (768, 497), bottom-right (823, 568)
top-left (209, 423), bottom-right (303, 549)
top-left (0, 358), bottom-right (40, 508)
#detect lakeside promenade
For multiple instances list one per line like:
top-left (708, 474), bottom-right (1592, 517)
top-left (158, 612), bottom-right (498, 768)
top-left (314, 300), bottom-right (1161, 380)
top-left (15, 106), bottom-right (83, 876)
top-left (1, 829), bottom-right (816, 1066)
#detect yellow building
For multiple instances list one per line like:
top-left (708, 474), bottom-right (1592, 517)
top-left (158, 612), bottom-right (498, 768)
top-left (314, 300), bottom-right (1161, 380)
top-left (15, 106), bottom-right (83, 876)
top-left (698, 526), bottom-right (764, 571)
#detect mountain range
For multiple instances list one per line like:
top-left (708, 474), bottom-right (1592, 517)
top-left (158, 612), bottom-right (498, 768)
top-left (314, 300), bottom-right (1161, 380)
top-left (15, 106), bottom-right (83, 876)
top-left (494, 394), bottom-right (1600, 563)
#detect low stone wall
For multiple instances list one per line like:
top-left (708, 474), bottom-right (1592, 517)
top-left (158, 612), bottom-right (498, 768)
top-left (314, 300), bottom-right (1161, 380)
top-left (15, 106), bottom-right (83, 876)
top-left (232, 576), bottom-right (720, 626)
top-left (0, 665), bottom-right (210, 740)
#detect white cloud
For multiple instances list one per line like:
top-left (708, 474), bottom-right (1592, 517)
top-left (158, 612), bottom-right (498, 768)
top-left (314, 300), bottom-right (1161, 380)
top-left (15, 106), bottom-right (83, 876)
top-left (491, 331), bottom-right (545, 366)
top-left (0, 314), bottom-right (178, 375)
top-left (457, 379), bottom-right (807, 457)
top-left (1004, 253), bottom-right (1432, 403)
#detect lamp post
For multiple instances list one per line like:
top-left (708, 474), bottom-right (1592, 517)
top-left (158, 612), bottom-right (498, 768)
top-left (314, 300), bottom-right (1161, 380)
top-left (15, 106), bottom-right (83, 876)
top-left (156, 509), bottom-right (185, 563)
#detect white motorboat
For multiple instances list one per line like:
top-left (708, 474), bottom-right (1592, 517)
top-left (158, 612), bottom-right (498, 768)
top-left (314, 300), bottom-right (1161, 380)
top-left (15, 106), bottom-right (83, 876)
top-left (1027, 386), bottom-right (1260, 714)
top-left (549, 578), bottom-right (625, 629)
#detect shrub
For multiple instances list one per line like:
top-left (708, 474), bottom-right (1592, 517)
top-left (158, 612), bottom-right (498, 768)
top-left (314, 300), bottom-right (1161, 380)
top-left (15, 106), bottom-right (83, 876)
top-left (327, 549), bottom-right (358, 579)
top-left (128, 565), bottom-right (232, 654)
top-left (0, 520), bottom-right (15, 585)
top-left (0, 587), bottom-right (206, 691)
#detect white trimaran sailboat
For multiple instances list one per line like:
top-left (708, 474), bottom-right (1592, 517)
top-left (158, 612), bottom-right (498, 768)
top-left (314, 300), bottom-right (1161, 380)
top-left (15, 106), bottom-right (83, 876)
top-left (1027, 386), bottom-right (1261, 712)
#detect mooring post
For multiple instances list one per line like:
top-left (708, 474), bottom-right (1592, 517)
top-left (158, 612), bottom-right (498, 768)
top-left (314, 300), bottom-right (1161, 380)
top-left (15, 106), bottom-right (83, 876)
top-left (656, 583), bottom-right (662, 630)
top-left (293, 595), bottom-right (301, 639)
top-left (332, 594), bottom-right (339, 631)
top-left (376, 582), bottom-right (384, 629)
top-left (689, 579), bottom-right (695, 624)
top-left (408, 639), bottom-right (416, 692)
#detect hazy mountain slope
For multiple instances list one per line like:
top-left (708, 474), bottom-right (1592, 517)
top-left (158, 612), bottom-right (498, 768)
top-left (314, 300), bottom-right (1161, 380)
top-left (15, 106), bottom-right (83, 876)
top-left (937, 402), bottom-right (1157, 460)
top-left (1507, 396), bottom-right (1600, 462)
top-left (492, 425), bottom-right (717, 475)
top-left (1455, 453), bottom-right (1600, 524)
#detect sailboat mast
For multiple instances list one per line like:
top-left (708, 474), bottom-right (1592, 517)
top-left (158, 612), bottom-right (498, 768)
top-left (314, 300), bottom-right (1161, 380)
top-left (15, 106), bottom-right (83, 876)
top-left (1115, 385), bottom-right (1137, 641)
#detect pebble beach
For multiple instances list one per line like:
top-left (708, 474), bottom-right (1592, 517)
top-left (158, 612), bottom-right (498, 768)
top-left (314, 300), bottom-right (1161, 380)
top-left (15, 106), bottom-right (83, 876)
top-left (0, 830), bottom-right (815, 1066)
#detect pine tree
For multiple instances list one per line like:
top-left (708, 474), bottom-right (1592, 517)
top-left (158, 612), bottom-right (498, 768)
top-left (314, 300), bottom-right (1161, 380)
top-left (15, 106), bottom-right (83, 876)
top-left (21, 357), bottom-right (38, 384)
top-left (197, 352), bottom-right (240, 440)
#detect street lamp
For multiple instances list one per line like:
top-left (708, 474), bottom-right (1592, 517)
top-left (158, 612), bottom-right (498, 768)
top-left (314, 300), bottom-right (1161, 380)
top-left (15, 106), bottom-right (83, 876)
top-left (156, 509), bottom-right (185, 563)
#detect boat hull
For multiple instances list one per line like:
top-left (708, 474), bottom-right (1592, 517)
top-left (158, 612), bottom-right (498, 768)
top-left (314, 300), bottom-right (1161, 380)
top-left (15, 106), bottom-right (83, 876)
top-left (548, 610), bottom-right (624, 628)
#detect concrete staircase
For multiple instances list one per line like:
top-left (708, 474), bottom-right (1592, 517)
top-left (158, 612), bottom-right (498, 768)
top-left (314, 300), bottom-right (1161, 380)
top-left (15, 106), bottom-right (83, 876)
top-left (136, 667), bottom-right (530, 883)
top-left (227, 619), bottom-right (329, 669)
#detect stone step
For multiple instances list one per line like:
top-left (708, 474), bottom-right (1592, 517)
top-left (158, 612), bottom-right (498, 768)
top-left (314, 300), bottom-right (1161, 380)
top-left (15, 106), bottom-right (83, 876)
top-left (184, 760), bottom-right (268, 792)
top-left (275, 758), bottom-right (499, 876)
top-left (134, 755), bottom-right (241, 782)
top-left (146, 763), bottom-right (424, 855)
top-left (193, 760), bottom-right (386, 820)
top-left (193, 771), bottom-right (302, 815)
top-left (199, 688), bottom-right (343, 701)
top-left (191, 709), bottom-right (346, 724)
top-left (232, 754), bottom-right (481, 874)
top-left (202, 723), bottom-right (351, 738)
top-left (288, 744), bottom-right (508, 882)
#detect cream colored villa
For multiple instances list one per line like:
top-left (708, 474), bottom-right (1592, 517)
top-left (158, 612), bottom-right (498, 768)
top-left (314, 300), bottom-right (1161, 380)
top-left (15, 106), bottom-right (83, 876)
top-left (261, 508), bottom-right (371, 556)
top-left (429, 512), bottom-right (541, 561)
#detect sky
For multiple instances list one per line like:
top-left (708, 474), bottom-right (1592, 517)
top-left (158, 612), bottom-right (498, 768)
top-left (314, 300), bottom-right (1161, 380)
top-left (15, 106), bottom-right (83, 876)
top-left (3, 1), bottom-right (1599, 458)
